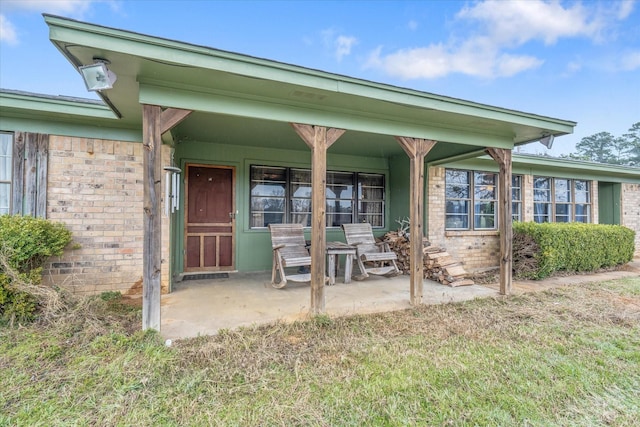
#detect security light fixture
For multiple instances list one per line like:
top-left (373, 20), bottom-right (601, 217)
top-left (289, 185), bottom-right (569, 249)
top-left (539, 133), bottom-right (555, 149)
top-left (79, 58), bottom-right (117, 91)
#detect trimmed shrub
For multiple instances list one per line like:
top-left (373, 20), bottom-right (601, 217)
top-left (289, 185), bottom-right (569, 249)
top-left (513, 222), bottom-right (635, 280)
top-left (0, 215), bottom-right (72, 324)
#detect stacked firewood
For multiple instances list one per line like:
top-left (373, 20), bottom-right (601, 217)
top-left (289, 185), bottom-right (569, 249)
top-left (383, 230), bottom-right (474, 287)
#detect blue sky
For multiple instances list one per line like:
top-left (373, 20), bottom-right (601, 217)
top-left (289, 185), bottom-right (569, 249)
top-left (1, 0), bottom-right (638, 156)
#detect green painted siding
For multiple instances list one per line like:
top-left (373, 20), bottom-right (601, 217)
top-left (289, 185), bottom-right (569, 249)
top-left (173, 140), bottom-right (397, 274)
top-left (388, 154), bottom-right (410, 224)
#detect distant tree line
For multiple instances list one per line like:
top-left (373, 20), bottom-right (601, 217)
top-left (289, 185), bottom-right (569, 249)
top-left (563, 122), bottom-right (640, 166)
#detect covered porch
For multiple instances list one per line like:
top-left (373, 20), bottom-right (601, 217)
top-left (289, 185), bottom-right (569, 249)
top-left (161, 272), bottom-right (498, 340)
top-left (44, 14), bottom-right (576, 333)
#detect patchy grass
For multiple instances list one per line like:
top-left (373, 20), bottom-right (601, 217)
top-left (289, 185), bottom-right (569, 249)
top-left (1, 278), bottom-right (639, 426)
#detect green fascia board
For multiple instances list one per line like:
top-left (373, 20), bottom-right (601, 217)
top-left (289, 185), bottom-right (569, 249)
top-left (0, 89), bottom-right (115, 119)
top-left (438, 153), bottom-right (640, 183)
top-left (44, 14), bottom-right (576, 140)
top-left (138, 82), bottom-right (514, 149)
top-left (0, 90), bottom-right (141, 141)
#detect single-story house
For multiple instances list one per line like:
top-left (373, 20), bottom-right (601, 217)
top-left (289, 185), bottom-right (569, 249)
top-left (1, 15), bottom-right (639, 330)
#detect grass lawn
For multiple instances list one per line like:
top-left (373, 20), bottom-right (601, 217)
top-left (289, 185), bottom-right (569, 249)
top-left (1, 277), bottom-right (639, 426)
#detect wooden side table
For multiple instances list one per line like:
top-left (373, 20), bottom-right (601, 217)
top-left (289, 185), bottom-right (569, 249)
top-left (326, 242), bottom-right (356, 285)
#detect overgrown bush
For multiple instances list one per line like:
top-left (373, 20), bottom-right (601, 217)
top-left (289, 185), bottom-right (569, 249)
top-left (513, 222), bottom-right (635, 280)
top-left (0, 215), bottom-right (72, 324)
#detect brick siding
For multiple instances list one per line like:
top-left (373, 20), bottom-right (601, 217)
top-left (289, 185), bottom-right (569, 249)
top-left (428, 166), bottom-right (501, 271)
top-left (42, 135), bottom-right (171, 295)
top-left (427, 166), bottom-right (608, 273)
top-left (622, 183), bottom-right (640, 256)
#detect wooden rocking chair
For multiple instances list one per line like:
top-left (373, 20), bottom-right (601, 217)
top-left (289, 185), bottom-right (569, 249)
top-left (268, 223), bottom-right (312, 289)
top-left (342, 223), bottom-right (400, 280)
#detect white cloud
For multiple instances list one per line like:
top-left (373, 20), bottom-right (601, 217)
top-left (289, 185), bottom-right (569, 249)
top-left (0, 15), bottom-right (18, 45)
top-left (0, 1), bottom-right (119, 45)
top-left (365, 0), bottom-right (632, 80)
top-left (495, 53), bottom-right (545, 77)
top-left (617, 0), bottom-right (635, 20)
top-left (457, 0), bottom-right (603, 46)
top-left (321, 28), bottom-right (358, 61)
top-left (365, 38), bottom-right (543, 80)
top-left (2, 0), bottom-right (95, 15)
top-left (335, 35), bottom-right (357, 61)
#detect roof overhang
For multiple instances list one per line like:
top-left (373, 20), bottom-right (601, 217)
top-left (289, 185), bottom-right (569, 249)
top-left (43, 14), bottom-right (576, 159)
top-left (436, 153), bottom-right (640, 183)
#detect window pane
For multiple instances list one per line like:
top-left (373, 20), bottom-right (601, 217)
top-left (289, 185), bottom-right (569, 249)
top-left (534, 177), bottom-right (550, 190)
top-left (446, 170), bottom-right (470, 199)
top-left (575, 204), bottom-right (590, 223)
top-left (534, 177), bottom-right (551, 204)
top-left (327, 199), bottom-right (353, 227)
top-left (250, 166), bottom-right (385, 229)
top-left (512, 202), bottom-right (522, 222)
top-left (0, 183), bottom-right (9, 214)
top-left (555, 203), bottom-right (572, 222)
top-left (358, 173), bottom-right (384, 228)
top-left (555, 179), bottom-right (571, 203)
top-left (0, 133), bottom-right (12, 182)
top-left (475, 201), bottom-right (496, 229)
top-left (250, 166), bottom-right (286, 228)
top-left (446, 200), bottom-right (469, 229)
top-left (534, 177), bottom-right (551, 203)
top-left (512, 175), bottom-right (522, 201)
top-left (289, 169), bottom-right (312, 225)
top-left (290, 169), bottom-right (311, 197)
top-left (326, 171), bottom-right (354, 227)
top-left (575, 180), bottom-right (590, 203)
top-left (534, 202), bottom-right (551, 223)
top-left (474, 172), bottom-right (496, 200)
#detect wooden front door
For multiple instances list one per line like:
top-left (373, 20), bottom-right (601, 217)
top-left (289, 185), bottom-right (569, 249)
top-left (185, 164), bottom-right (235, 271)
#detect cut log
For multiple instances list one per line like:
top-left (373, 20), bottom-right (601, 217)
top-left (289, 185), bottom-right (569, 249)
top-left (383, 230), bottom-right (474, 287)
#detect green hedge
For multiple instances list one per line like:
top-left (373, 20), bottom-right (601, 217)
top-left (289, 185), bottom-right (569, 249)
top-left (513, 222), bottom-right (635, 280)
top-left (0, 215), bottom-right (72, 323)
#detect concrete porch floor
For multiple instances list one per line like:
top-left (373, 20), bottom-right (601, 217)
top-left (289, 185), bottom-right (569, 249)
top-left (160, 272), bottom-right (497, 340)
top-left (161, 258), bottom-right (640, 340)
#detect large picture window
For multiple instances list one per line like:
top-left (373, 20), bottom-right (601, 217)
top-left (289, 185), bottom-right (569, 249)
top-left (0, 132), bottom-right (13, 215)
top-left (445, 169), bottom-right (497, 230)
top-left (534, 176), bottom-right (591, 223)
top-left (250, 165), bottom-right (384, 229)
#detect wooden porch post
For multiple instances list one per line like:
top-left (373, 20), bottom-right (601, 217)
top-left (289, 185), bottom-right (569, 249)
top-left (142, 106), bottom-right (192, 331)
top-left (486, 147), bottom-right (513, 295)
top-left (395, 137), bottom-right (436, 305)
top-left (142, 104), bottom-right (163, 330)
top-left (291, 123), bottom-right (345, 314)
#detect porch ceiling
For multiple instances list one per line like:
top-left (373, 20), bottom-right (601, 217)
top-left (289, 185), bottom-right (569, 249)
top-left (45, 14), bottom-right (576, 160)
top-left (171, 112), bottom-right (480, 160)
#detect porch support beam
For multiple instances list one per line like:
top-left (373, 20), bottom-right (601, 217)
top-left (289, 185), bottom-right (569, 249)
top-left (486, 147), bottom-right (513, 295)
top-left (141, 105), bottom-right (193, 332)
top-left (291, 123), bottom-right (345, 314)
top-left (160, 108), bottom-right (193, 134)
top-left (395, 136), bottom-right (436, 305)
top-left (142, 104), bottom-right (163, 331)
